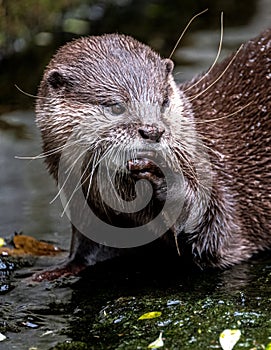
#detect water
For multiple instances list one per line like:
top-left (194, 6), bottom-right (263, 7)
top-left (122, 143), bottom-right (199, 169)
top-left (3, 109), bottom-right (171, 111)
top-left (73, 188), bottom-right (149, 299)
top-left (0, 111), bottom-right (70, 245)
top-left (0, 0), bottom-right (271, 349)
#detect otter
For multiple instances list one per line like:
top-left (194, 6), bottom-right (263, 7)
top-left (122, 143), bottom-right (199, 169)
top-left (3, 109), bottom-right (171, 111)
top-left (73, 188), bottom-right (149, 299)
top-left (34, 29), bottom-right (271, 281)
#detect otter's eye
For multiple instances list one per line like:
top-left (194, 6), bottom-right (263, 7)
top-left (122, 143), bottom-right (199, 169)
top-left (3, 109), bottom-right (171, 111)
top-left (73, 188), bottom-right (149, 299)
top-left (110, 103), bottom-right (126, 116)
top-left (161, 97), bottom-right (170, 112)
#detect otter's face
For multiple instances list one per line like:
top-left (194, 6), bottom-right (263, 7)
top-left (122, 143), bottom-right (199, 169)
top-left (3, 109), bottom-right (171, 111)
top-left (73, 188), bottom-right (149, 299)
top-left (36, 34), bottom-right (196, 182)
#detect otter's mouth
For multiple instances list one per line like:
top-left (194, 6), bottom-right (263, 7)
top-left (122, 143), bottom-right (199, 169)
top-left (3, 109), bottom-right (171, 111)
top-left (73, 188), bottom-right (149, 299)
top-left (127, 158), bottom-right (164, 180)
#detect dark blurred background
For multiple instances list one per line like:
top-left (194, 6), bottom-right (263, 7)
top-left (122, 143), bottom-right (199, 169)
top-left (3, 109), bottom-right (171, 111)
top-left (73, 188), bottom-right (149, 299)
top-left (0, 0), bottom-right (266, 113)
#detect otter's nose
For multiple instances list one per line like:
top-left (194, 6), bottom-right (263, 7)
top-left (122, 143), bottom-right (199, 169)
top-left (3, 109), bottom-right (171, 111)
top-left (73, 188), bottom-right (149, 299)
top-left (138, 124), bottom-right (165, 142)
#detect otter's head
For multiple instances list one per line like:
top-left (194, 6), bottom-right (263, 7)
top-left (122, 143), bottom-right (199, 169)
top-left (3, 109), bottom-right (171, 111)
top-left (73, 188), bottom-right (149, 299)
top-left (36, 34), bottom-right (196, 183)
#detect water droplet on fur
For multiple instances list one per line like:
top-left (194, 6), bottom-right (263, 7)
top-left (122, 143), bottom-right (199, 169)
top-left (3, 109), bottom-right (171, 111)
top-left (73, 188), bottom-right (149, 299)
top-left (259, 105), bottom-right (267, 113)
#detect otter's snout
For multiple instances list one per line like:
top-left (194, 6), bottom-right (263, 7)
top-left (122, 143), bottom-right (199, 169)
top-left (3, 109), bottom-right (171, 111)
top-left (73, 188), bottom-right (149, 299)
top-left (138, 124), bottom-right (165, 142)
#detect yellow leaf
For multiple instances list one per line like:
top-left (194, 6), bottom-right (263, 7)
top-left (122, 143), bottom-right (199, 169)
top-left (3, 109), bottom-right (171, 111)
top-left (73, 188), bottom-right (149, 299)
top-left (138, 311), bottom-right (162, 320)
top-left (219, 329), bottom-right (241, 350)
top-left (0, 234), bottom-right (64, 256)
top-left (148, 332), bottom-right (164, 348)
top-left (0, 238), bottom-right (5, 247)
top-left (266, 343), bottom-right (271, 350)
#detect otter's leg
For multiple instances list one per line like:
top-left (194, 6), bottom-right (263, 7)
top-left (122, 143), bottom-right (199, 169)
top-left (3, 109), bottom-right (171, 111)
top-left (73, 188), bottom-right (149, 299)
top-left (32, 226), bottom-right (120, 281)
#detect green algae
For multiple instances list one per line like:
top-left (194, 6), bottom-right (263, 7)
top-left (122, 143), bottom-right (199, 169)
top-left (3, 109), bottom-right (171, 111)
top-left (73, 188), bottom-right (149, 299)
top-left (47, 255), bottom-right (271, 350)
top-left (49, 293), bottom-right (271, 350)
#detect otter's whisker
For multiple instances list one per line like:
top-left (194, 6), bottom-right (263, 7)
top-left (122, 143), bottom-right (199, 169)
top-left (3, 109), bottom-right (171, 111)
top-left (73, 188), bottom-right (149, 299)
top-left (107, 146), bottom-right (125, 205)
top-left (169, 8), bottom-right (209, 59)
top-left (194, 138), bottom-right (223, 159)
top-left (183, 12), bottom-right (224, 93)
top-left (63, 145), bottom-right (93, 176)
top-left (172, 144), bottom-right (198, 180)
top-left (84, 149), bottom-right (103, 201)
top-left (81, 155), bottom-right (98, 209)
top-left (15, 139), bottom-right (83, 160)
top-left (15, 84), bottom-right (51, 100)
top-left (188, 44), bottom-right (243, 102)
top-left (60, 150), bottom-right (92, 217)
top-left (195, 101), bottom-right (253, 124)
top-left (51, 148), bottom-right (87, 205)
top-left (15, 152), bottom-right (54, 160)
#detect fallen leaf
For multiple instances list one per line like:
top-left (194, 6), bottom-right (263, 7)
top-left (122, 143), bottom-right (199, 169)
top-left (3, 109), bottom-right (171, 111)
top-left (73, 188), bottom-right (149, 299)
top-left (0, 234), bottom-right (64, 256)
top-left (219, 329), bottom-right (241, 350)
top-left (138, 311), bottom-right (162, 320)
top-left (148, 332), bottom-right (164, 348)
top-left (0, 238), bottom-right (5, 247)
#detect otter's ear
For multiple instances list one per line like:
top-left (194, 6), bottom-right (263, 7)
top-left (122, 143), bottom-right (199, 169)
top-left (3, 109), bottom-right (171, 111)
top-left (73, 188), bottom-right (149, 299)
top-left (47, 70), bottom-right (67, 89)
top-left (163, 58), bottom-right (174, 75)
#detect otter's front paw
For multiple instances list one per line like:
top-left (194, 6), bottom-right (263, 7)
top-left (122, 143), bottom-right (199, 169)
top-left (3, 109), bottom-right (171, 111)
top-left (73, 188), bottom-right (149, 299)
top-left (128, 158), bottom-right (167, 202)
top-left (32, 262), bottom-right (86, 281)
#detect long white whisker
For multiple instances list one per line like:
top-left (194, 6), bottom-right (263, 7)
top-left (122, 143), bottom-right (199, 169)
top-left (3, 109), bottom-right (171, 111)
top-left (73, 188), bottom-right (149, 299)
top-left (169, 8), bottom-right (208, 59)
top-left (188, 44), bottom-right (244, 102)
top-left (15, 84), bottom-right (46, 100)
top-left (183, 12), bottom-right (224, 93)
top-left (106, 147), bottom-right (123, 204)
top-left (60, 151), bottom-right (91, 217)
top-left (195, 102), bottom-right (252, 124)
top-left (61, 139), bottom-right (107, 215)
top-left (15, 138), bottom-right (82, 160)
top-left (50, 148), bottom-right (86, 204)
top-left (84, 149), bottom-right (102, 202)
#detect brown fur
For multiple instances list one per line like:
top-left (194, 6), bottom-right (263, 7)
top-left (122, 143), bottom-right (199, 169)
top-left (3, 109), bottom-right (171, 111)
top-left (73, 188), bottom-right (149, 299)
top-left (34, 30), bottom-right (271, 280)
top-left (183, 28), bottom-right (271, 266)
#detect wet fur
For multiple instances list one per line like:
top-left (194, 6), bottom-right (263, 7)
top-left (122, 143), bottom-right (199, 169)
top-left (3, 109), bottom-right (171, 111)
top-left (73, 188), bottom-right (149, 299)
top-left (35, 30), bottom-right (271, 279)
top-left (182, 28), bottom-right (271, 266)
